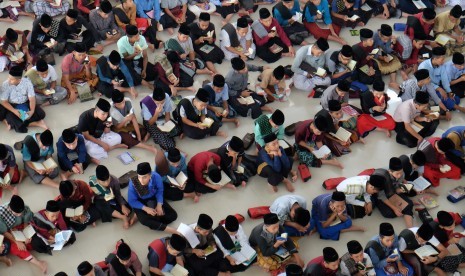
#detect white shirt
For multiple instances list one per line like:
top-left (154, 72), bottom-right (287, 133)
top-left (269, 195), bottom-right (307, 224)
top-left (32, 64), bottom-right (58, 84)
top-left (398, 227), bottom-right (440, 252)
top-left (336, 175), bottom-right (372, 207)
top-left (213, 224), bottom-right (249, 257)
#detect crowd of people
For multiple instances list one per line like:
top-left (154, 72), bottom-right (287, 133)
top-left (1, 0), bottom-right (465, 275)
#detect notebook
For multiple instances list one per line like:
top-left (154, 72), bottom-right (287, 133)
top-left (118, 152), bottom-right (136, 165)
top-left (449, 186), bottom-right (465, 199)
top-left (330, 127), bottom-right (352, 142)
top-left (274, 246), bottom-right (290, 261)
top-left (312, 145), bottom-right (331, 159)
top-left (412, 0), bottom-right (427, 9)
top-left (12, 225), bottom-right (36, 242)
top-left (51, 230), bottom-right (73, 251)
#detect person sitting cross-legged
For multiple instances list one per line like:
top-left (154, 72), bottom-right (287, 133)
top-left (56, 128), bottom-right (91, 180)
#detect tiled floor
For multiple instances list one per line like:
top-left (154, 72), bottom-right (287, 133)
top-left (1, 4), bottom-right (464, 276)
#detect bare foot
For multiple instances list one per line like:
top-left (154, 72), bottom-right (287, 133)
top-left (91, 158), bottom-right (100, 165)
top-left (148, 43), bottom-right (155, 52)
top-left (389, 82), bottom-right (400, 91)
top-left (167, 28), bottom-right (174, 35)
top-left (300, 41), bottom-right (309, 46)
top-left (225, 183), bottom-right (237, 190)
top-left (129, 214), bottom-right (137, 226)
top-left (383, 129), bottom-right (391, 137)
top-left (92, 222), bottom-right (97, 227)
top-left (3, 121), bottom-right (11, 131)
top-left (0, 256), bottom-right (12, 266)
top-left (11, 186), bottom-right (18, 196)
top-left (194, 193), bottom-right (200, 203)
top-left (268, 183), bottom-right (278, 193)
top-left (144, 133), bottom-right (150, 142)
top-left (122, 217), bottom-right (130, 229)
top-left (241, 181), bottom-right (246, 187)
top-left (216, 131), bottom-right (227, 138)
top-left (283, 179), bottom-right (295, 192)
top-left (39, 260), bottom-right (47, 274)
top-left (234, 119), bottom-right (240, 128)
top-left (358, 138), bottom-right (366, 144)
top-left (425, 188), bottom-right (439, 196)
top-left (290, 171), bottom-right (298, 183)
top-left (401, 71), bottom-right (408, 81)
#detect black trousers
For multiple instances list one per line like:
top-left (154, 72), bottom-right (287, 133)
top-left (185, 249), bottom-right (224, 276)
top-left (133, 199), bottom-right (177, 231)
top-left (219, 257), bottom-right (256, 273)
top-left (124, 59), bottom-right (156, 85)
top-left (159, 9), bottom-right (196, 29)
top-left (63, 30), bottom-right (96, 53)
top-left (57, 153), bottom-right (91, 172)
top-left (256, 37), bottom-right (289, 63)
top-left (163, 181), bottom-right (184, 201)
top-left (228, 93), bottom-right (266, 119)
top-left (30, 231), bottom-right (76, 254)
top-left (283, 23), bottom-right (309, 45)
top-left (0, 103), bottom-right (46, 133)
top-left (394, 120), bottom-right (439, 148)
top-left (401, 252), bottom-right (435, 276)
top-left (143, 24), bottom-right (162, 48)
top-left (451, 81), bottom-right (465, 98)
top-left (258, 162), bottom-right (293, 186)
top-left (181, 121), bottom-right (221, 139)
top-left (446, 151), bottom-right (465, 175)
top-left (372, 193), bottom-right (414, 217)
top-left (97, 70), bottom-right (130, 98)
top-left (186, 169), bottom-right (217, 194)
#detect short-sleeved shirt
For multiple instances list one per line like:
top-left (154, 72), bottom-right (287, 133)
top-left (206, 83), bottom-right (229, 103)
top-left (117, 35), bottom-right (148, 60)
top-left (433, 10), bottom-right (459, 34)
top-left (393, 99), bottom-right (420, 123)
top-left (160, 0), bottom-right (187, 10)
top-left (259, 69), bottom-right (285, 91)
top-left (78, 108), bottom-right (106, 138)
top-left (110, 98), bottom-right (134, 125)
top-left (22, 133), bottom-right (54, 161)
top-left (179, 96), bottom-right (206, 118)
top-left (220, 23), bottom-right (253, 47)
top-left (141, 93), bottom-right (175, 121)
top-left (1, 78), bottom-right (35, 104)
top-left (61, 53), bottom-right (85, 75)
top-left (31, 65), bottom-right (58, 84)
top-left (176, 37), bottom-right (194, 54)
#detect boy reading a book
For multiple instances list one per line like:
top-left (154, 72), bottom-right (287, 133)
top-left (140, 87), bottom-right (177, 151)
top-left (128, 162), bottom-right (178, 234)
top-left (326, 45), bottom-right (354, 84)
top-left (340, 240), bottom-right (376, 276)
top-left (304, 246), bottom-right (339, 275)
top-left (147, 234), bottom-right (187, 275)
top-left (372, 158), bottom-right (415, 228)
top-left (77, 261), bottom-right (106, 276)
top-left (183, 214), bottom-right (224, 275)
top-left (372, 24), bottom-right (402, 90)
top-left (214, 215), bottom-right (257, 273)
top-left (365, 222), bottom-right (413, 276)
top-left (56, 128), bottom-right (91, 180)
top-left (89, 1), bottom-right (122, 47)
top-left (351, 28), bottom-right (382, 85)
top-left (336, 174), bottom-right (384, 219)
top-left (429, 211), bottom-right (465, 273)
top-left (294, 117), bottom-right (343, 169)
top-left (398, 223), bottom-right (447, 276)
top-left (257, 133), bottom-right (297, 192)
top-left (257, 66), bottom-right (289, 103)
top-left (417, 137), bottom-right (462, 187)
top-left (93, 165), bottom-right (136, 229)
top-left (433, 5), bottom-right (463, 49)
top-left (249, 213), bottom-right (304, 272)
top-left (108, 241), bottom-right (143, 276)
top-left (57, 180), bottom-right (101, 232)
top-left (269, 195), bottom-right (313, 236)
top-left (272, 0), bottom-right (310, 46)
top-left (0, 143), bottom-right (22, 189)
top-left (311, 191), bottom-right (364, 241)
top-left (0, 195), bottom-right (47, 273)
top-left (203, 74), bottom-right (240, 126)
top-left (442, 126), bottom-right (465, 173)
top-left (254, 109), bottom-right (285, 148)
top-left (30, 200), bottom-right (76, 254)
top-left (320, 79), bottom-right (351, 111)
top-left (22, 129), bottom-right (60, 189)
top-left (399, 151), bottom-right (427, 182)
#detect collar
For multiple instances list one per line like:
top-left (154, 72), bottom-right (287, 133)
top-left (307, 45), bottom-right (314, 56)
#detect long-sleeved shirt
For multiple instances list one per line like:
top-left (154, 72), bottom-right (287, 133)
top-left (159, 152), bottom-right (188, 183)
top-left (303, 0), bottom-right (332, 25)
top-left (187, 152), bottom-right (221, 185)
top-left (77, 0), bottom-right (100, 14)
top-left (434, 10), bottom-right (459, 35)
top-left (56, 134), bottom-right (87, 171)
top-left (249, 223), bottom-right (297, 256)
top-left (58, 180), bottom-right (94, 211)
top-left (320, 84), bottom-right (349, 110)
top-left (252, 19), bottom-right (291, 48)
top-left (213, 224), bottom-right (249, 257)
top-left (254, 114), bottom-right (285, 147)
top-left (225, 64), bottom-right (262, 97)
top-left (0, 205), bottom-right (33, 234)
top-left (269, 195), bottom-right (307, 224)
top-left (405, 12), bottom-right (434, 42)
top-left (441, 60), bottom-right (465, 93)
top-left (89, 9), bottom-right (119, 41)
top-left (273, 0), bottom-right (301, 27)
top-left (57, 15), bottom-right (101, 43)
top-left (311, 193), bottom-right (348, 223)
top-left (367, 235), bottom-right (401, 270)
top-left (257, 147), bottom-right (290, 173)
top-left (418, 59), bottom-right (442, 90)
top-left (259, 69), bottom-right (285, 90)
top-left (336, 175), bottom-right (372, 207)
top-left (0, 144), bottom-right (17, 172)
top-left (96, 57), bottom-right (134, 87)
top-left (128, 172), bottom-right (164, 209)
top-left (135, 0), bottom-right (161, 20)
top-left (417, 137), bottom-right (444, 169)
top-left (373, 31), bottom-right (394, 55)
top-left (340, 252), bottom-right (375, 276)
top-left (400, 77), bottom-right (441, 105)
top-left (31, 209), bottom-right (69, 240)
top-left (291, 45), bottom-right (325, 76)
top-left (442, 126), bottom-right (465, 157)
top-left (94, 176), bottom-right (127, 207)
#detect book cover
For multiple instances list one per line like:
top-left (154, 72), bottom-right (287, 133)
top-left (419, 195), bottom-right (438, 209)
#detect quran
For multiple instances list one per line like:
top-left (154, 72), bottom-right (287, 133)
top-left (330, 127), bottom-right (352, 142)
top-left (44, 88), bottom-right (55, 95)
top-left (414, 245), bottom-right (438, 259)
top-left (315, 67), bottom-right (327, 77)
top-left (204, 245), bottom-right (217, 256)
top-left (312, 145), bottom-right (331, 159)
top-left (167, 171), bottom-right (188, 188)
top-left (231, 243), bottom-right (257, 265)
top-left (31, 158), bottom-right (58, 171)
top-left (418, 195), bottom-right (438, 209)
top-left (118, 151), bottom-right (136, 165)
top-left (8, 51), bottom-right (24, 62)
top-left (158, 121), bottom-right (176, 132)
top-left (65, 206), bottom-right (84, 217)
top-left (348, 14), bottom-right (360, 21)
top-left (412, 0), bottom-right (427, 9)
top-left (49, 0), bottom-right (62, 7)
top-left (12, 225), bottom-right (36, 242)
top-left (200, 117), bottom-right (214, 128)
top-left (165, 264), bottom-right (189, 276)
top-left (200, 44), bottom-right (214, 54)
top-left (347, 60), bottom-right (357, 71)
top-left (409, 176), bottom-right (431, 192)
top-left (269, 44), bottom-right (283, 54)
top-left (237, 96), bottom-right (255, 105)
top-left (435, 34), bottom-right (455, 46)
top-left (274, 246), bottom-right (291, 262)
top-left (0, 172), bottom-right (11, 186)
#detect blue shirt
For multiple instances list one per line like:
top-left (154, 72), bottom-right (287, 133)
top-left (97, 57), bottom-right (135, 87)
top-left (22, 133), bottom-right (54, 162)
top-left (418, 59), bottom-right (442, 90)
top-left (135, 0), bottom-right (161, 20)
top-left (257, 147), bottom-right (290, 173)
top-left (56, 134), bottom-right (87, 170)
top-left (373, 32), bottom-right (394, 55)
top-left (158, 152), bottom-right (188, 183)
top-left (128, 172), bottom-right (164, 209)
top-left (442, 126), bottom-right (465, 157)
top-left (303, 0), bottom-right (332, 25)
top-left (273, 0), bottom-right (301, 27)
top-left (441, 61), bottom-right (465, 93)
top-left (367, 235), bottom-right (401, 270)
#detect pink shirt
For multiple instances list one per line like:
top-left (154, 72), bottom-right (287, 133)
top-left (61, 53), bottom-right (85, 75)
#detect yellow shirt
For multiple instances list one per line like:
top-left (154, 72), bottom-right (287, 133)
top-left (433, 10), bottom-right (459, 34)
top-left (259, 68), bottom-right (286, 91)
top-left (114, 3), bottom-right (137, 28)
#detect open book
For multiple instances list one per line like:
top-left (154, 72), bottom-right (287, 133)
top-left (206, 170), bottom-right (231, 186)
top-left (65, 205), bottom-right (84, 218)
top-left (167, 171), bottom-right (188, 188)
top-left (200, 118), bottom-right (214, 128)
top-left (348, 14), bottom-right (360, 21)
top-left (31, 158), bottom-right (58, 171)
top-left (165, 264), bottom-right (189, 276)
top-left (158, 121), bottom-right (176, 132)
top-left (12, 225), bottom-right (36, 242)
top-left (51, 230), bottom-right (73, 251)
top-left (200, 44), bottom-right (214, 54)
top-left (342, 105), bottom-right (359, 117)
top-left (371, 114), bottom-right (387, 121)
top-left (9, 51), bottom-right (24, 62)
top-left (237, 96), bottom-right (255, 105)
top-left (410, 176), bottom-right (431, 192)
top-left (359, 65), bottom-right (370, 75)
top-left (312, 145), bottom-right (331, 159)
top-left (231, 243), bottom-right (257, 265)
top-left (369, 49), bottom-right (380, 55)
top-left (385, 54), bottom-right (394, 63)
top-left (410, 121), bottom-right (424, 132)
top-left (0, 234), bottom-right (3, 245)
top-left (204, 245), bottom-right (217, 256)
top-left (44, 38), bottom-right (56, 48)
top-left (0, 173), bottom-right (11, 186)
top-left (167, 73), bottom-right (178, 83)
top-left (315, 67), bottom-right (327, 78)
top-left (177, 223), bottom-right (200, 248)
top-left (388, 194), bottom-right (409, 211)
top-left (412, 0), bottom-right (427, 9)
top-left (292, 12), bottom-right (303, 22)
top-left (49, 0), bottom-right (62, 7)
top-left (415, 244), bottom-right (438, 259)
top-left (330, 127), bottom-right (352, 142)
top-left (44, 88), bottom-right (56, 95)
top-left (269, 44), bottom-right (283, 54)
top-left (347, 60), bottom-right (357, 71)
top-left (435, 34), bottom-right (455, 46)
top-left (206, 30), bottom-right (214, 38)
top-left (244, 47), bottom-right (254, 56)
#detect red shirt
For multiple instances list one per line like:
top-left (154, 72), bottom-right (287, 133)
top-left (57, 180), bottom-right (94, 211)
top-left (31, 209), bottom-right (68, 240)
top-left (252, 19), bottom-right (291, 48)
top-left (187, 152), bottom-right (221, 185)
top-left (405, 13), bottom-right (434, 45)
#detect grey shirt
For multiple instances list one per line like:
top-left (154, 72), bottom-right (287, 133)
top-left (320, 84), bottom-right (349, 110)
top-left (400, 77), bottom-right (441, 105)
top-left (225, 64), bottom-right (262, 97)
top-left (89, 9), bottom-right (119, 41)
top-left (291, 44), bottom-right (326, 76)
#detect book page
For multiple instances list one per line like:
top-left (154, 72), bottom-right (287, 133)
top-left (385, 54), bottom-right (394, 62)
top-left (0, 234), bottom-right (3, 245)
top-left (175, 172), bottom-right (187, 186)
top-left (239, 243), bottom-right (257, 260)
top-left (415, 245), bottom-right (438, 258)
top-left (167, 176), bottom-right (181, 187)
top-left (23, 225), bottom-right (36, 239)
top-left (231, 251), bottom-right (248, 264)
top-left (349, 14), bottom-right (360, 21)
top-left (237, 96), bottom-right (254, 105)
top-left (75, 205), bottom-right (84, 216)
top-left (370, 49), bottom-right (379, 55)
top-left (201, 118), bottom-right (214, 128)
top-left (315, 67), bottom-right (326, 77)
top-left (347, 60), bottom-right (357, 71)
top-left (331, 127), bottom-right (352, 142)
top-left (0, 1), bottom-right (21, 8)
top-left (412, 176), bottom-right (431, 191)
top-left (412, 0), bottom-right (427, 9)
top-left (0, 173), bottom-right (10, 185)
top-left (12, 231), bottom-right (26, 242)
top-left (158, 121), bottom-right (176, 132)
top-left (204, 245), bottom-right (217, 256)
top-left (313, 145), bottom-right (331, 159)
top-left (177, 223), bottom-right (200, 248)
top-left (236, 165), bottom-right (245, 174)
top-left (43, 158), bottom-right (57, 170)
top-left (410, 122), bottom-right (424, 133)
top-left (274, 246), bottom-right (290, 258)
top-left (32, 161), bottom-right (46, 171)
top-left (170, 264), bottom-right (189, 276)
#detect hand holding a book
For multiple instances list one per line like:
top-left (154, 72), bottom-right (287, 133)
top-left (268, 31), bottom-right (276, 38)
top-left (420, 255), bottom-right (438, 265)
top-left (197, 122), bottom-right (206, 129)
top-left (273, 239), bottom-right (286, 248)
top-left (193, 248), bottom-right (206, 257)
top-left (143, 206), bottom-right (157, 216)
top-left (16, 241), bottom-right (27, 251)
top-left (72, 214), bottom-right (87, 223)
top-left (386, 255), bottom-right (398, 263)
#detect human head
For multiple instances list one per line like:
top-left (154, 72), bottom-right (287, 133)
top-left (263, 213), bottom-right (280, 234)
top-left (449, 5), bottom-right (462, 24)
top-left (207, 165), bottom-right (222, 184)
top-left (45, 200), bottom-right (60, 223)
top-left (388, 157), bottom-right (403, 179)
top-left (62, 128), bottom-right (77, 150)
top-left (313, 38), bottom-right (329, 57)
top-left (282, 0), bottom-right (295, 9)
top-left (178, 23), bottom-right (190, 43)
top-left (272, 66), bottom-right (285, 83)
top-left (293, 207), bottom-right (310, 228)
top-left (116, 242), bottom-right (132, 265)
top-left (73, 42), bottom-right (88, 64)
top-left (198, 12), bottom-right (210, 30)
top-left (431, 46), bottom-right (446, 66)
top-left (225, 215), bottom-right (239, 234)
top-left (39, 14), bottom-right (52, 32)
top-left (339, 45), bottom-right (352, 65)
top-left (436, 138), bottom-right (455, 155)
top-left (66, 9), bottom-right (79, 25)
top-left (231, 57), bottom-right (246, 73)
top-left (9, 195), bottom-right (25, 216)
top-left (168, 234), bottom-right (187, 256)
top-left (372, 79), bottom-right (385, 98)
top-left (96, 165), bottom-right (111, 185)
top-left (259, 8), bottom-right (272, 27)
top-left (414, 69), bottom-right (430, 86)
top-left (228, 136), bottom-right (244, 155)
top-left (330, 191), bottom-right (346, 213)
top-left (236, 17), bottom-right (249, 37)
top-left (36, 59), bottom-right (49, 78)
top-left (5, 28), bottom-right (18, 43)
top-left (126, 24), bottom-right (140, 44)
top-left (367, 174), bottom-right (384, 194)
top-left (152, 87), bottom-right (166, 106)
top-left (212, 74), bottom-right (225, 92)
top-left (328, 100), bottom-right (343, 120)
top-left (437, 211), bottom-right (455, 231)
top-left (167, 148), bottom-right (182, 166)
top-left (98, 0), bottom-right (112, 18)
top-left (263, 133), bottom-right (279, 151)
top-left (137, 162), bottom-right (152, 185)
top-left (108, 50), bottom-right (121, 69)
top-left (347, 240), bottom-right (364, 263)
top-left (336, 79), bottom-right (350, 96)
top-left (413, 33), bottom-right (427, 49)
top-left (270, 109), bottom-right (285, 127)
top-left (77, 261), bottom-right (94, 276)
top-left (8, 66), bottom-right (23, 86)
top-left (411, 151), bottom-right (426, 169)
top-left (0, 144), bottom-right (7, 161)
top-left (422, 8), bottom-right (436, 24)
top-left (379, 24), bottom-right (392, 43)
top-left (414, 91), bottom-right (430, 112)
top-left (196, 213), bottom-right (213, 236)
top-left (111, 89), bottom-right (125, 109)
top-left (379, 222), bottom-right (395, 248)
top-left (323, 247), bottom-right (340, 270)
top-left (360, 28), bottom-right (374, 46)
top-left (416, 223), bottom-right (434, 244)
top-left (452, 52), bottom-right (465, 70)
top-left (95, 98), bottom-right (111, 121)
top-left (194, 88), bottom-right (209, 111)
top-left (311, 116), bottom-right (328, 135)
top-left (285, 263), bottom-right (303, 276)
top-left (59, 180), bottom-right (75, 198)
top-left (39, 129), bottom-right (54, 148)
